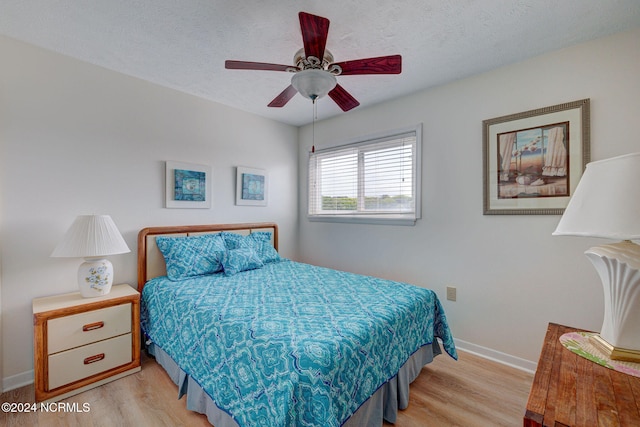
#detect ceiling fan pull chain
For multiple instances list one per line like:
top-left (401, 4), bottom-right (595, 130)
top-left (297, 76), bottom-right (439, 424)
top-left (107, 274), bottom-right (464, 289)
top-left (313, 96), bottom-right (318, 120)
top-left (311, 97), bottom-right (317, 153)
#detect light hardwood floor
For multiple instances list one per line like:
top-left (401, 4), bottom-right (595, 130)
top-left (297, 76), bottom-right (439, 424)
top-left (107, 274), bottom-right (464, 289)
top-left (1, 350), bottom-right (533, 426)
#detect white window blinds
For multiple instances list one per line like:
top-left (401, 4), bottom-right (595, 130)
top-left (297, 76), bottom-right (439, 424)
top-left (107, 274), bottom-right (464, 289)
top-left (308, 125), bottom-right (421, 225)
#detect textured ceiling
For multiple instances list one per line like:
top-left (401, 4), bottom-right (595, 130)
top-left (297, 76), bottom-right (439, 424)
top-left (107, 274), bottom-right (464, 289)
top-left (1, 0), bottom-right (639, 126)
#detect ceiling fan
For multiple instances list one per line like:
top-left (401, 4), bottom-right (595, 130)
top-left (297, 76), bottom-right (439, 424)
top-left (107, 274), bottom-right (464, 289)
top-left (225, 11), bottom-right (402, 112)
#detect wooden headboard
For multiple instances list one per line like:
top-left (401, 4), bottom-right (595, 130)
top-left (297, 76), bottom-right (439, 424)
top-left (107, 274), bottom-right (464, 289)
top-left (137, 222), bottom-right (278, 292)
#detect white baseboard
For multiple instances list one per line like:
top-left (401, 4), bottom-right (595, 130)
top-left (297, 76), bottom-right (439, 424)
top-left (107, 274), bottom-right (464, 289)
top-left (454, 338), bottom-right (537, 374)
top-left (2, 369), bottom-right (34, 393)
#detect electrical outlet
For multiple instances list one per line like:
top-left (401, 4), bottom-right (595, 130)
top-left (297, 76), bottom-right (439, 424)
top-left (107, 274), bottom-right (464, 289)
top-left (446, 286), bottom-right (457, 301)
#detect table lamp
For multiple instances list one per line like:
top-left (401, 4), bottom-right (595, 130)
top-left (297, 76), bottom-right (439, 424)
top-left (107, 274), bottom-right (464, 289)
top-left (51, 215), bottom-right (130, 297)
top-left (553, 152), bottom-right (640, 361)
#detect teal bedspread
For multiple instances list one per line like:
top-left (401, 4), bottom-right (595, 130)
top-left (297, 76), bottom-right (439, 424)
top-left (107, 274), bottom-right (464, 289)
top-left (141, 260), bottom-right (456, 427)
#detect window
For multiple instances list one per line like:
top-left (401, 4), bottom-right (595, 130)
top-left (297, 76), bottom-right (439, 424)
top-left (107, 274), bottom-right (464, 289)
top-left (308, 125), bottom-right (421, 225)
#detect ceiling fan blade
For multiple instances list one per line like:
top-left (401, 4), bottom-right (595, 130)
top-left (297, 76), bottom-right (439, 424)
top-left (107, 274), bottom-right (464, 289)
top-left (328, 84), bottom-right (360, 112)
top-left (225, 60), bottom-right (292, 72)
top-left (331, 55), bottom-right (402, 75)
top-left (299, 12), bottom-right (330, 61)
top-left (268, 85), bottom-right (298, 107)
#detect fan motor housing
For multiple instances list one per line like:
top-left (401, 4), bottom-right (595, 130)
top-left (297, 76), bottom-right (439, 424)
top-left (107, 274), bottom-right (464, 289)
top-left (292, 48), bottom-right (340, 74)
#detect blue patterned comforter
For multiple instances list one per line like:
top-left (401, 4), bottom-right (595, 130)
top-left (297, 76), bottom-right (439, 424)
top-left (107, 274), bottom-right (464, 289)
top-left (141, 260), bottom-right (456, 427)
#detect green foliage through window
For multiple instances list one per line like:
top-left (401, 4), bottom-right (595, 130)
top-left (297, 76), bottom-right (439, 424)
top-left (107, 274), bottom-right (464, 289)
top-left (308, 125), bottom-right (422, 225)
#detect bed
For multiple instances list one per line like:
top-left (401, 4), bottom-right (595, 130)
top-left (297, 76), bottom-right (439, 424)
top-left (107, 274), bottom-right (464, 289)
top-left (138, 222), bottom-right (457, 426)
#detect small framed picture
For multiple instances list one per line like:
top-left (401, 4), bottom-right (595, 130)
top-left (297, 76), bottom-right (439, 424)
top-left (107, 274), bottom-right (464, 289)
top-left (236, 167), bottom-right (268, 206)
top-left (165, 161), bottom-right (212, 209)
top-left (482, 99), bottom-right (590, 215)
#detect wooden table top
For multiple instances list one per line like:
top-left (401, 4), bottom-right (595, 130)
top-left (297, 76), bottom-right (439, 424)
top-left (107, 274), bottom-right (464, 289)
top-left (525, 322), bottom-right (640, 427)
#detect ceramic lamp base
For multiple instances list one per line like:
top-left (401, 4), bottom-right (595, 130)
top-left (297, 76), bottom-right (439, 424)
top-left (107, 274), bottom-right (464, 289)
top-left (78, 258), bottom-right (113, 298)
top-left (585, 241), bottom-right (640, 357)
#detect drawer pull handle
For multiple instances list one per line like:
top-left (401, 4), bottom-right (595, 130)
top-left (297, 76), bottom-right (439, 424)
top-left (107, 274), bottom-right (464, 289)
top-left (82, 321), bottom-right (104, 332)
top-left (84, 353), bottom-right (105, 365)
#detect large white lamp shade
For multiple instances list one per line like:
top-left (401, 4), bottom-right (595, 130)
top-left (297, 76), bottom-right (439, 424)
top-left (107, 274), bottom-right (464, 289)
top-left (553, 152), bottom-right (640, 361)
top-left (51, 215), bottom-right (130, 297)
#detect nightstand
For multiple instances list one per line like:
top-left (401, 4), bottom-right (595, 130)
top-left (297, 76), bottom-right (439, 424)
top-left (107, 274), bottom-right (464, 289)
top-left (525, 323), bottom-right (640, 426)
top-left (33, 284), bottom-right (141, 403)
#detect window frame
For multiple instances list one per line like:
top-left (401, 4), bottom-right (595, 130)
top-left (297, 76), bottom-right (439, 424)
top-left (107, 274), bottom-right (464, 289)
top-left (307, 124), bottom-right (422, 226)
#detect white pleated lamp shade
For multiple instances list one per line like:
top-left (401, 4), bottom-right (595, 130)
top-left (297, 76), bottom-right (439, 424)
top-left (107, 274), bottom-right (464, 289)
top-left (553, 152), bottom-right (640, 240)
top-left (51, 215), bottom-right (130, 297)
top-left (51, 215), bottom-right (130, 258)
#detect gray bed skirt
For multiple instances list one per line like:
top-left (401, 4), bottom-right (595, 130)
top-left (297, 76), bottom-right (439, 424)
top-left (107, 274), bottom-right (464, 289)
top-left (147, 340), bottom-right (442, 426)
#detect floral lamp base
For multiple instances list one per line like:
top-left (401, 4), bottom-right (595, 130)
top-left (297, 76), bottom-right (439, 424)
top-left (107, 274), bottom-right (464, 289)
top-left (78, 258), bottom-right (113, 297)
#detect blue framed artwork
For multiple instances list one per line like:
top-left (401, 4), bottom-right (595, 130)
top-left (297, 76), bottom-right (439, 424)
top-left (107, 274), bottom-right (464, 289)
top-left (174, 169), bottom-right (206, 201)
top-left (165, 161), bottom-right (212, 208)
top-left (236, 166), bottom-right (268, 206)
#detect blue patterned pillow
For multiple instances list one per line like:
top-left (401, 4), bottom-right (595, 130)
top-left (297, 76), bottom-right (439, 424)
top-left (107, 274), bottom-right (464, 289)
top-left (220, 231), bottom-right (281, 264)
top-left (221, 247), bottom-right (264, 276)
top-left (156, 234), bottom-right (226, 281)
top-left (219, 232), bottom-right (246, 249)
top-left (247, 232), bottom-right (281, 263)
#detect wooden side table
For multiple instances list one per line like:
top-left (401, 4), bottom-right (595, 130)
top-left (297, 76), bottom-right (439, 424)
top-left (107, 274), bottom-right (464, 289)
top-left (524, 322), bottom-right (640, 426)
top-left (33, 284), bottom-right (141, 403)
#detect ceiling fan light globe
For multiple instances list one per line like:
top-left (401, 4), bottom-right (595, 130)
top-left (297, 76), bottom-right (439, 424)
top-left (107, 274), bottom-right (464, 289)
top-left (291, 69), bottom-right (337, 100)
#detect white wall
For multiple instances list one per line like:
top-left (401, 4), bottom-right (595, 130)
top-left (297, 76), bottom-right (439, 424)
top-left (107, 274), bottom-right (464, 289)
top-left (2, 27), bottom-right (638, 389)
top-left (0, 36), bottom-right (299, 389)
top-left (298, 28), bottom-right (640, 367)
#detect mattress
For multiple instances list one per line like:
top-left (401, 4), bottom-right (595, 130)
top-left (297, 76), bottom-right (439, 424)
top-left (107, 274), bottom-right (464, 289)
top-left (141, 259), bottom-right (456, 426)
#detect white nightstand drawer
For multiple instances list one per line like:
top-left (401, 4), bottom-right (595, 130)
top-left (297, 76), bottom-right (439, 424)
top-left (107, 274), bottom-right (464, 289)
top-left (48, 303), bottom-right (131, 354)
top-left (48, 333), bottom-right (132, 390)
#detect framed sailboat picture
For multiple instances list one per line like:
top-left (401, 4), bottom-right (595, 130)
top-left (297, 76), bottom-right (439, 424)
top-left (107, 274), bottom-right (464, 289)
top-left (483, 99), bottom-right (590, 215)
